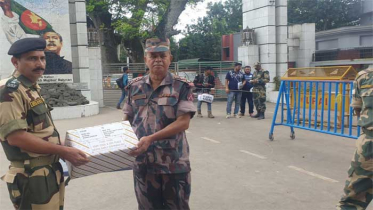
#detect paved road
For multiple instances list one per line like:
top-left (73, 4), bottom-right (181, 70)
top-left (1, 102), bottom-right (369, 210)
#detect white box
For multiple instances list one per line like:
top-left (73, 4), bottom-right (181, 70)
top-left (65, 121), bottom-right (138, 179)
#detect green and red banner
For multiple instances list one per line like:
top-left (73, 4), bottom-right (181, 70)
top-left (11, 0), bottom-right (55, 35)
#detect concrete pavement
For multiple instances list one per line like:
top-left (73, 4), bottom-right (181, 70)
top-left (0, 101), bottom-right (369, 210)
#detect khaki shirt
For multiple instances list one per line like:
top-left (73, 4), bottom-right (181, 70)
top-left (124, 73), bottom-right (196, 174)
top-left (252, 69), bottom-right (270, 88)
top-left (350, 68), bottom-right (373, 131)
top-left (0, 71), bottom-right (60, 161)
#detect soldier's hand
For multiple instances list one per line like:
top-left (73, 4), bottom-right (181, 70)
top-left (61, 147), bottom-right (90, 166)
top-left (225, 88), bottom-right (230, 94)
top-left (354, 108), bottom-right (361, 117)
top-left (130, 136), bottom-right (152, 157)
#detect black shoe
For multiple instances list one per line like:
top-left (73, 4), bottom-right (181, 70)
top-left (257, 112), bottom-right (265, 120)
top-left (116, 105), bottom-right (121, 109)
top-left (251, 112), bottom-right (260, 118)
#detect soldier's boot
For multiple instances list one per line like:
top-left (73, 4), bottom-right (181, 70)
top-left (197, 110), bottom-right (203, 118)
top-left (208, 111), bottom-right (215, 118)
top-left (257, 112), bottom-right (265, 120)
top-left (251, 111), bottom-right (260, 118)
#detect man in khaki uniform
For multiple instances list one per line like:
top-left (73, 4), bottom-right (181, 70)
top-left (123, 38), bottom-right (196, 210)
top-left (337, 68), bottom-right (373, 209)
top-left (0, 38), bottom-right (89, 210)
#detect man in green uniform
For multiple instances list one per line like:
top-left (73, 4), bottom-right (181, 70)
top-left (250, 62), bottom-right (270, 120)
top-left (123, 37), bottom-right (196, 210)
top-left (0, 38), bottom-right (89, 210)
top-left (337, 67), bottom-right (373, 210)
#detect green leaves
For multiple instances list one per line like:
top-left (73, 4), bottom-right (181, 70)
top-left (178, 0), bottom-right (242, 60)
top-left (288, 0), bottom-right (361, 31)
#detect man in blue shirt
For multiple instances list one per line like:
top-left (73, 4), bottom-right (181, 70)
top-left (116, 66), bottom-right (129, 109)
top-left (225, 62), bottom-right (245, 118)
top-left (239, 66), bottom-right (254, 117)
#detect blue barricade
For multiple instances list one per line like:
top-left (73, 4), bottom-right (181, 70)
top-left (269, 80), bottom-right (360, 141)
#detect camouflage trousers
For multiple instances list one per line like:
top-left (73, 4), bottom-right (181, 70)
top-left (133, 170), bottom-right (191, 210)
top-left (2, 163), bottom-right (65, 210)
top-left (337, 132), bottom-right (373, 210)
top-left (253, 87), bottom-right (266, 112)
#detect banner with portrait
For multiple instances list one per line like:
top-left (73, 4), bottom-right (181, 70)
top-left (0, 0), bottom-right (73, 83)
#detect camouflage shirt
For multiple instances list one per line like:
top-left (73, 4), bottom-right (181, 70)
top-left (123, 72), bottom-right (196, 174)
top-left (350, 68), bottom-right (373, 130)
top-left (0, 71), bottom-right (60, 161)
top-left (252, 69), bottom-right (270, 88)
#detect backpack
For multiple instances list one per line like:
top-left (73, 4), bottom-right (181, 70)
top-left (116, 76), bottom-right (124, 89)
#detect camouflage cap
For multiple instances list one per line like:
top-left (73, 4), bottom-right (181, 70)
top-left (254, 62), bottom-right (261, 66)
top-left (145, 38), bottom-right (170, 53)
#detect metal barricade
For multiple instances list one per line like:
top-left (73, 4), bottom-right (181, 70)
top-left (269, 80), bottom-right (360, 141)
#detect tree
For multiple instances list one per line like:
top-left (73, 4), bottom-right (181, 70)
top-left (86, 0), bottom-right (200, 63)
top-left (178, 0), bottom-right (242, 60)
top-left (288, 0), bottom-right (362, 31)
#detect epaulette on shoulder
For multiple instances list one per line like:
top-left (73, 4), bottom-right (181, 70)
top-left (356, 68), bottom-right (373, 79)
top-left (125, 76), bottom-right (143, 90)
top-left (5, 77), bottom-right (20, 92)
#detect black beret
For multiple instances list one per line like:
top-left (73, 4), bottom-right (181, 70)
top-left (8, 38), bottom-right (46, 56)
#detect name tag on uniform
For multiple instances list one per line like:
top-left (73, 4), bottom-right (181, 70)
top-left (30, 98), bottom-right (44, 108)
top-left (361, 85), bottom-right (373, 89)
top-left (159, 93), bottom-right (171, 98)
top-left (132, 94), bottom-right (146, 100)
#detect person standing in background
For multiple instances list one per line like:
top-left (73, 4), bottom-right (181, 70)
top-left (194, 66), bottom-right (215, 118)
top-left (225, 62), bottom-right (245, 119)
top-left (239, 66), bottom-right (254, 117)
top-left (116, 66), bottom-right (129, 109)
top-left (251, 62), bottom-right (270, 120)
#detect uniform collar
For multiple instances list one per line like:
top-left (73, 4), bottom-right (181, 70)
top-left (145, 72), bottom-right (173, 87)
top-left (13, 70), bottom-right (40, 89)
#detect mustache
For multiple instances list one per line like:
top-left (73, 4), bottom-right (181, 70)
top-left (47, 42), bottom-right (57, 47)
top-left (32, 67), bottom-right (45, 72)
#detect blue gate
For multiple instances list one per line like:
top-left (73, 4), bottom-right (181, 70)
top-left (269, 80), bottom-right (360, 141)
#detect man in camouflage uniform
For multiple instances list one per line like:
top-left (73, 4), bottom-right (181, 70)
top-left (123, 38), bottom-right (196, 210)
top-left (0, 38), bottom-right (89, 210)
top-left (250, 62), bottom-right (270, 120)
top-left (337, 67), bottom-right (373, 210)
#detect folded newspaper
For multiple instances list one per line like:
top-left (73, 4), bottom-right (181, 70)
top-left (64, 121), bottom-right (138, 179)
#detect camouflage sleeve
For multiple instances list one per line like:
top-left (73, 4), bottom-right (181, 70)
top-left (0, 89), bottom-right (28, 140)
top-left (258, 71), bottom-right (270, 85)
top-left (122, 86), bottom-right (134, 119)
top-left (350, 78), bottom-right (362, 109)
top-left (177, 84), bottom-right (196, 118)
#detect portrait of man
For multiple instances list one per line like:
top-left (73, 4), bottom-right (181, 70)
top-left (43, 31), bottom-right (72, 74)
top-left (1, 0), bottom-right (73, 75)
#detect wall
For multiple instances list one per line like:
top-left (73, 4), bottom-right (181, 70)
top-left (238, 45), bottom-right (259, 67)
top-left (288, 23), bottom-right (316, 68)
top-left (69, 0), bottom-right (91, 100)
top-left (361, 0), bottom-right (373, 25)
top-left (316, 26), bottom-right (373, 50)
top-left (242, 0), bottom-right (288, 91)
top-left (233, 33), bottom-right (242, 61)
top-left (89, 47), bottom-right (104, 107)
